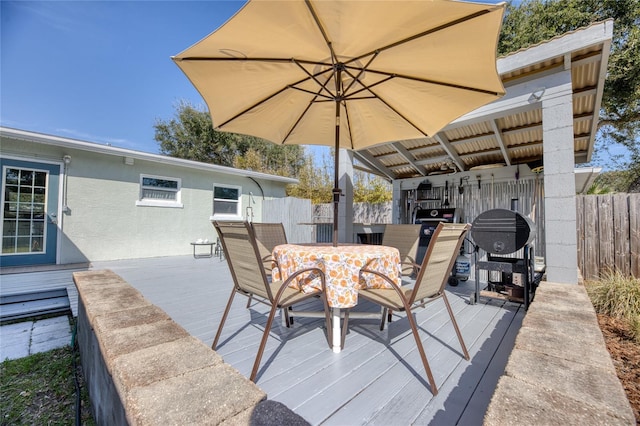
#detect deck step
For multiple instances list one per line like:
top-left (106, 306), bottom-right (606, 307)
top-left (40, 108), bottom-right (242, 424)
top-left (0, 288), bottom-right (71, 323)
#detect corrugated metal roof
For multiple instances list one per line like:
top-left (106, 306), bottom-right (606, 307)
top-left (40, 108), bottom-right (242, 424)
top-left (356, 21), bottom-right (612, 180)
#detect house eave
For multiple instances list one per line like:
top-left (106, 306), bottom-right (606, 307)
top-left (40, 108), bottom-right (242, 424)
top-left (0, 126), bottom-right (299, 185)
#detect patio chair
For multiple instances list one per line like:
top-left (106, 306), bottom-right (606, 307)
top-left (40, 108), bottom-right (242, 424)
top-left (381, 224), bottom-right (421, 277)
top-left (252, 222), bottom-right (288, 274)
top-left (378, 223), bottom-right (421, 325)
top-left (249, 222), bottom-right (289, 308)
top-left (212, 221), bottom-right (332, 382)
top-left (357, 222), bottom-right (471, 395)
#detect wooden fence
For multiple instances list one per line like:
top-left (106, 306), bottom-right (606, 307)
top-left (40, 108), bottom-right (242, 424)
top-left (266, 194), bottom-right (640, 279)
top-left (263, 197), bottom-right (314, 243)
top-left (576, 193), bottom-right (640, 279)
top-left (312, 202), bottom-right (392, 224)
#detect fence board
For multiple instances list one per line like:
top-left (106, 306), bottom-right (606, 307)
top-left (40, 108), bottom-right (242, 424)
top-left (577, 193), bottom-right (638, 279)
top-left (613, 194), bottom-right (630, 276)
top-left (631, 195), bottom-right (640, 278)
top-left (597, 195), bottom-right (614, 271)
top-left (576, 195), bottom-right (585, 278)
top-left (582, 196), bottom-right (600, 280)
top-left (263, 197), bottom-right (314, 244)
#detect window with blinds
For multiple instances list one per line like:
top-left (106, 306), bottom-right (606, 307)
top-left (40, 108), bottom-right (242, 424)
top-left (212, 184), bottom-right (241, 219)
top-left (136, 174), bottom-right (183, 208)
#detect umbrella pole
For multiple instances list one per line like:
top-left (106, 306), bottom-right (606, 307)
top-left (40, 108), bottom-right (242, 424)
top-left (332, 98), bottom-right (341, 247)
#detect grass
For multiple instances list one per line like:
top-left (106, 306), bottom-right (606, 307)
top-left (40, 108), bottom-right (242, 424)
top-left (0, 334), bottom-right (94, 425)
top-left (585, 270), bottom-right (640, 343)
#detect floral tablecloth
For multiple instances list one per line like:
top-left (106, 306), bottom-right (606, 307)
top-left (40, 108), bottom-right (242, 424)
top-left (272, 244), bottom-right (401, 308)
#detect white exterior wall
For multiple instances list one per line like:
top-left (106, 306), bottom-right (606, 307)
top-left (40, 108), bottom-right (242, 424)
top-left (338, 149), bottom-right (354, 244)
top-left (1, 137), bottom-right (289, 263)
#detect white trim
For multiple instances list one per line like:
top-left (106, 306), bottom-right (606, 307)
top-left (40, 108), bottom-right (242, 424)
top-left (136, 174), bottom-right (184, 208)
top-left (56, 159), bottom-right (65, 265)
top-left (0, 153), bottom-right (65, 167)
top-left (135, 200), bottom-right (185, 208)
top-left (0, 127), bottom-right (298, 185)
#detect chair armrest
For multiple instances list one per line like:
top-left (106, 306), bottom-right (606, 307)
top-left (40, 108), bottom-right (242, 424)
top-left (275, 267), bottom-right (327, 298)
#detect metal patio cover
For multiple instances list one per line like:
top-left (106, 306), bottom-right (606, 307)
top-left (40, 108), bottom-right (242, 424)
top-left (173, 0), bottom-right (506, 243)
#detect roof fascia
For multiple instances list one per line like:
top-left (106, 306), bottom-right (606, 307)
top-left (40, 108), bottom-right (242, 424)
top-left (0, 127), bottom-right (298, 184)
top-left (497, 19), bottom-right (613, 75)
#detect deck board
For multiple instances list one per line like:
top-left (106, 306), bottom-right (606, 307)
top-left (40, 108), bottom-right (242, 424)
top-left (3, 255), bottom-right (524, 425)
top-left (411, 302), bottom-right (521, 425)
top-left (0, 267), bottom-right (85, 317)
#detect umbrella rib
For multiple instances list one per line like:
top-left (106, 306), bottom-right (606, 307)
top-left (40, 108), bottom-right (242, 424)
top-left (217, 70), bottom-right (332, 128)
top-left (178, 56), bottom-right (498, 95)
top-left (217, 85), bottom-right (289, 128)
top-left (343, 52), bottom-right (379, 95)
top-left (304, 0), bottom-right (338, 64)
top-left (176, 56), bottom-right (354, 69)
top-left (281, 91), bottom-right (320, 145)
top-left (292, 59), bottom-right (336, 100)
top-left (373, 92), bottom-right (432, 138)
top-left (338, 70), bottom-right (394, 99)
top-left (175, 56), bottom-right (296, 64)
top-left (364, 68), bottom-right (502, 96)
top-left (290, 86), bottom-right (334, 100)
top-left (342, 101), bottom-right (355, 150)
top-left (347, 8), bottom-right (498, 66)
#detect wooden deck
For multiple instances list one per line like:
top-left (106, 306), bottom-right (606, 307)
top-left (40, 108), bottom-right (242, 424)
top-left (2, 255), bottom-right (524, 425)
top-left (0, 264), bottom-right (87, 318)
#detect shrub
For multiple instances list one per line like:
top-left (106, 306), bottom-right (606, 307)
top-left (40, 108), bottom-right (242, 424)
top-left (585, 271), bottom-right (640, 343)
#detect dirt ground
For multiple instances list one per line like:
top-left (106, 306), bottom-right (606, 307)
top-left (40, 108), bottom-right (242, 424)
top-left (597, 314), bottom-right (640, 424)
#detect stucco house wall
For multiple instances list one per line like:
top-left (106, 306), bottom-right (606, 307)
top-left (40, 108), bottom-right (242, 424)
top-left (0, 129), bottom-right (295, 264)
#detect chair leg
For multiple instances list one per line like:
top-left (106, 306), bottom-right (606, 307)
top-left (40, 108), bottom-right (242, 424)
top-left (380, 307), bottom-right (388, 331)
top-left (284, 307), bottom-right (292, 328)
top-left (405, 308), bottom-right (438, 395)
top-left (322, 296), bottom-right (333, 349)
top-left (250, 302), bottom-right (279, 382)
top-left (442, 293), bottom-right (470, 360)
top-left (246, 295), bottom-right (252, 308)
top-left (212, 290), bottom-right (237, 350)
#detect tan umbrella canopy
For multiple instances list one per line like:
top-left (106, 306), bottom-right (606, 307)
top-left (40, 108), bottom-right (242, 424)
top-left (173, 0), bottom-right (506, 245)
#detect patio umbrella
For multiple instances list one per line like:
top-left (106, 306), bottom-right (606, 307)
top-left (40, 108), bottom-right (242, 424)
top-left (173, 0), bottom-right (506, 246)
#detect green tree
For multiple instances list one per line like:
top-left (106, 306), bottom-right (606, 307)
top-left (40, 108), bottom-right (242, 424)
top-left (154, 101), bottom-right (306, 177)
top-left (499, 0), bottom-right (640, 189)
top-left (286, 147), bottom-right (393, 203)
top-left (233, 148), bottom-right (263, 172)
top-left (590, 170), bottom-right (636, 193)
top-left (286, 156), bottom-right (333, 203)
top-left (353, 171), bottom-right (392, 203)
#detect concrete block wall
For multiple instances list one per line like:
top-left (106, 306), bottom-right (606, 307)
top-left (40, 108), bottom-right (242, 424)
top-left (74, 270), bottom-right (308, 425)
top-left (484, 281), bottom-right (635, 425)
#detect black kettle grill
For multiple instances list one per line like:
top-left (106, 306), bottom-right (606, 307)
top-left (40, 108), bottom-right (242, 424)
top-left (470, 209), bottom-right (539, 309)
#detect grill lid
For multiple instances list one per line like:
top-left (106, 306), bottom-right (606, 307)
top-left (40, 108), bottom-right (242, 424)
top-left (471, 209), bottom-right (535, 254)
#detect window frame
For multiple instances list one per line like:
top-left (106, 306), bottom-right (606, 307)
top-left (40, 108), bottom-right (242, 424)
top-left (135, 174), bottom-right (183, 208)
top-left (211, 183), bottom-right (242, 220)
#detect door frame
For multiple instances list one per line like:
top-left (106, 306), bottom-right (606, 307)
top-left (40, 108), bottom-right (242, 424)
top-left (0, 155), bottom-right (65, 267)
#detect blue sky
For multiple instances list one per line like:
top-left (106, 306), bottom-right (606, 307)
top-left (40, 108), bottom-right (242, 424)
top-left (1, 1), bottom-right (246, 153)
top-left (1, 1), bottom-right (624, 170)
top-left (1, 0), bottom-right (508, 159)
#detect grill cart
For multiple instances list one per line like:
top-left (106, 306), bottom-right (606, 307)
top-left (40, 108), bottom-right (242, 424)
top-left (469, 208), bottom-right (545, 309)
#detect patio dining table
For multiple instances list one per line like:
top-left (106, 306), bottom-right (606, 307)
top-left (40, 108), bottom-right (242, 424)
top-left (272, 243), bottom-right (402, 353)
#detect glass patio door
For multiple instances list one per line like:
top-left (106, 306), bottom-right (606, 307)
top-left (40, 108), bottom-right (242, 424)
top-left (1, 158), bottom-right (60, 267)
